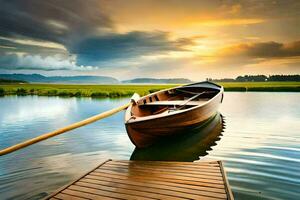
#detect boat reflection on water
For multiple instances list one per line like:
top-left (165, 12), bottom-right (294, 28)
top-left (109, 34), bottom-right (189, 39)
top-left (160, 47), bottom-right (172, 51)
top-left (130, 112), bottom-right (225, 162)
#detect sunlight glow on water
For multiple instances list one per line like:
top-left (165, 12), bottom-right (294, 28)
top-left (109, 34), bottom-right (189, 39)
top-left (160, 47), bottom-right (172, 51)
top-left (0, 93), bottom-right (299, 199)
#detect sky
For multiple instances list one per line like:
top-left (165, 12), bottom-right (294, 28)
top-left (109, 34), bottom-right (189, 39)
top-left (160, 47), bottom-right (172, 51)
top-left (0, 0), bottom-right (300, 81)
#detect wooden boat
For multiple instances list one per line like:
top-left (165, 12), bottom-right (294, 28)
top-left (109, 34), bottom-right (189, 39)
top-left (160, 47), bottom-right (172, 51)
top-left (125, 81), bottom-right (224, 148)
top-left (130, 113), bottom-right (225, 161)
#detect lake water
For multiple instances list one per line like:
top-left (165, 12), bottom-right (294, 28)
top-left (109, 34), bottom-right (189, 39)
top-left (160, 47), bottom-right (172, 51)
top-left (0, 93), bottom-right (299, 200)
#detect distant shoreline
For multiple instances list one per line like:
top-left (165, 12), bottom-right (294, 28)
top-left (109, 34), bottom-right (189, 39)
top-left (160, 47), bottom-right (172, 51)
top-left (0, 82), bottom-right (299, 97)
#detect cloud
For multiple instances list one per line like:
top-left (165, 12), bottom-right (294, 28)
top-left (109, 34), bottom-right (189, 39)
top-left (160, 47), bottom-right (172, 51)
top-left (0, 53), bottom-right (95, 71)
top-left (0, 0), bottom-right (300, 77)
top-left (70, 31), bottom-right (195, 66)
top-left (221, 40), bottom-right (300, 59)
top-left (191, 40), bottom-right (300, 78)
top-left (0, 0), bottom-right (113, 44)
top-left (0, 30), bottom-right (196, 70)
top-left (0, 37), bottom-right (67, 56)
top-left (0, 0), bottom-right (116, 70)
top-left (0, 1), bottom-right (196, 70)
top-left (0, 36), bottom-right (66, 50)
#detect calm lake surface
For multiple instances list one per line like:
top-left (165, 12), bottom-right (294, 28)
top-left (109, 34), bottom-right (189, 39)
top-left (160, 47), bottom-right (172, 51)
top-left (0, 93), bottom-right (299, 200)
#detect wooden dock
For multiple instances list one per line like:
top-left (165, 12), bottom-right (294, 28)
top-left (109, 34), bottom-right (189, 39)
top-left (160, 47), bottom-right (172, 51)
top-left (46, 160), bottom-right (233, 200)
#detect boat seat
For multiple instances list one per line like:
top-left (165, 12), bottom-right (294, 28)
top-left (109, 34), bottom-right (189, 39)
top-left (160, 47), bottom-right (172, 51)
top-left (142, 100), bottom-right (205, 106)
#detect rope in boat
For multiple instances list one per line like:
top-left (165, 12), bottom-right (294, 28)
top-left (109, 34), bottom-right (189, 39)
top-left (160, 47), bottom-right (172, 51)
top-left (0, 102), bottom-right (131, 156)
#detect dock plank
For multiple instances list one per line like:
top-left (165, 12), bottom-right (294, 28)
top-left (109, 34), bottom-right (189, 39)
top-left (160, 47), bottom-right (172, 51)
top-left (94, 169), bottom-right (224, 185)
top-left (110, 161), bottom-right (222, 173)
top-left (45, 160), bottom-right (234, 200)
top-left (90, 170), bottom-right (225, 189)
top-left (85, 174), bottom-right (226, 193)
top-left (103, 163), bottom-right (223, 177)
top-left (61, 189), bottom-right (117, 200)
top-left (80, 178), bottom-right (227, 199)
top-left (54, 193), bottom-right (89, 200)
top-left (99, 165), bottom-right (223, 180)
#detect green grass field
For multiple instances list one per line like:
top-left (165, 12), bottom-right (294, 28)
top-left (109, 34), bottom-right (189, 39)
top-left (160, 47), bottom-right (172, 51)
top-left (219, 81), bottom-right (300, 91)
top-left (0, 82), bottom-right (299, 97)
top-left (0, 84), bottom-right (172, 97)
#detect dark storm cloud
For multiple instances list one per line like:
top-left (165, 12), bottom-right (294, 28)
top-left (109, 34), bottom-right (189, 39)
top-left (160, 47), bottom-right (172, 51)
top-left (71, 31), bottom-right (194, 66)
top-left (0, 0), bottom-right (113, 44)
top-left (224, 41), bottom-right (300, 59)
top-left (0, 0), bottom-right (114, 70)
top-left (0, 0), bottom-right (196, 70)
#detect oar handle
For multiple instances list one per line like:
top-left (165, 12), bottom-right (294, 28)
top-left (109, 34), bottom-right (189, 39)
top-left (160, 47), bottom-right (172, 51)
top-left (0, 102), bottom-right (131, 156)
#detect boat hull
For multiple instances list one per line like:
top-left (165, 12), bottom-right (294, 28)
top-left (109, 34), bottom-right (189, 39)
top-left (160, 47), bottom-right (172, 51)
top-left (125, 88), bottom-right (223, 148)
top-left (130, 112), bottom-right (224, 161)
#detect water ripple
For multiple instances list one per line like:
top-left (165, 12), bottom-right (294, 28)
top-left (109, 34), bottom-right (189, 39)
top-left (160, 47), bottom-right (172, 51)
top-left (0, 94), bottom-right (300, 200)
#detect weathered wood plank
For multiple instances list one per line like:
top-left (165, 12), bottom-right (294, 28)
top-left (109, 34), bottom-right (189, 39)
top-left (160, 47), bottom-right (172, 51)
top-left (98, 166), bottom-right (223, 181)
top-left (81, 177), bottom-right (227, 199)
top-left (75, 181), bottom-right (189, 200)
top-left (85, 174), bottom-right (226, 193)
top-left (45, 160), bottom-right (234, 200)
top-left (90, 170), bottom-right (225, 189)
top-left (61, 189), bottom-right (118, 200)
top-left (104, 162), bottom-right (222, 176)
top-left (110, 161), bottom-right (221, 173)
top-left (94, 168), bottom-right (225, 185)
top-left (113, 160), bottom-right (220, 168)
top-left (102, 165), bottom-right (222, 177)
top-left (54, 193), bottom-right (89, 200)
top-left (69, 185), bottom-right (155, 200)
top-left (108, 163), bottom-right (220, 172)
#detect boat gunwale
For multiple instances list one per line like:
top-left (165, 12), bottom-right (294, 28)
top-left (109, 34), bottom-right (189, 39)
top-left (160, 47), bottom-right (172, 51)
top-left (125, 81), bottom-right (224, 124)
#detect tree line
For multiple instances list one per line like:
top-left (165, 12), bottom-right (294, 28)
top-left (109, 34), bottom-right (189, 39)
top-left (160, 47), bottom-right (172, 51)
top-left (208, 75), bottom-right (300, 82)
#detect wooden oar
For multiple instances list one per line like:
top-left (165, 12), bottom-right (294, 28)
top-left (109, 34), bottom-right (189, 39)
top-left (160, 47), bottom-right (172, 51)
top-left (0, 102), bottom-right (131, 156)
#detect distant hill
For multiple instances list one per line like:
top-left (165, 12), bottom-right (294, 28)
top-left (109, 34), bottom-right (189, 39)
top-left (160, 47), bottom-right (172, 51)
top-left (0, 78), bottom-right (28, 84)
top-left (0, 74), bottom-right (119, 84)
top-left (122, 78), bottom-right (193, 84)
